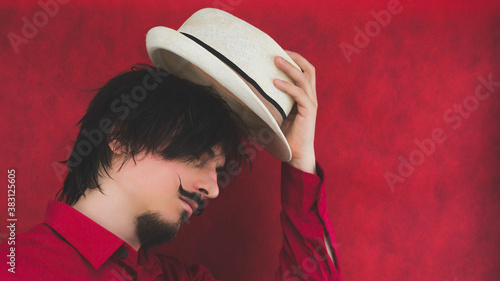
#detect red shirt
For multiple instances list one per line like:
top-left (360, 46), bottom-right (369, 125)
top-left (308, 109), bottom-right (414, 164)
top-left (1, 162), bottom-right (342, 280)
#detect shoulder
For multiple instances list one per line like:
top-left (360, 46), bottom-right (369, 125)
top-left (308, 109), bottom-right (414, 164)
top-left (0, 223), bottom-right (81, 280)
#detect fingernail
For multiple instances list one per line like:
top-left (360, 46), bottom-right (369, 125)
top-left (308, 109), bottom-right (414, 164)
top-left (279, 56), bottom-right (285, 63)
top-left (285, 50), bottom-right (292, 54)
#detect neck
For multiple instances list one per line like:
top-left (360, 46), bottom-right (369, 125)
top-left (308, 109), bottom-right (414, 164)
top-left (72, 180), bottom-right (141, 251)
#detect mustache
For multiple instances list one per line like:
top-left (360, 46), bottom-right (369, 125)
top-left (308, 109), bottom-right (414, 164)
top-left (177, 174), bottom-right (206, 216)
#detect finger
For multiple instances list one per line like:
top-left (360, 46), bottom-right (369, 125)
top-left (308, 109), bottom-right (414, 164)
top-left (285, 51), bottom-right (315, 77)
top-left (275, 56), bottom-right (312, 94)
top-left (285, 51), bottom-right (316, 90)
top-left (273, 78), bottom-right (316, 111)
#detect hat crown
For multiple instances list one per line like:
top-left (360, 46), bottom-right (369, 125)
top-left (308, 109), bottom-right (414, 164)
top-left (178, 8), bottom-right (298, 119)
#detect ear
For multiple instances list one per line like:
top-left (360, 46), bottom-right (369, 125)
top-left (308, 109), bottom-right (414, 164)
top-left (108, 139), bottom-right (128, 155)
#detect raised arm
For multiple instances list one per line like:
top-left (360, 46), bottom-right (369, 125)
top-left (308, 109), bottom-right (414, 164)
top-left (273, 51), bottom-right (342, 280)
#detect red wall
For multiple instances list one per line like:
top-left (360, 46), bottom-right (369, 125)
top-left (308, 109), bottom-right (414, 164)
top-left (1, 0), bottom-right (499, 280)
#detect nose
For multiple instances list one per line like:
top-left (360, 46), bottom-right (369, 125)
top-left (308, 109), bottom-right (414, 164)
top-left (196, 168), bottom-right (220, 199)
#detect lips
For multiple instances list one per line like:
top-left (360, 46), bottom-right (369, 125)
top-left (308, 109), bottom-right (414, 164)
top-left (180, 197), bottom-right (198, 216)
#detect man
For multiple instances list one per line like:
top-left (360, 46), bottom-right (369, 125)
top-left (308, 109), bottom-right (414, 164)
top-left (0, 51), bottom-right (342, 280)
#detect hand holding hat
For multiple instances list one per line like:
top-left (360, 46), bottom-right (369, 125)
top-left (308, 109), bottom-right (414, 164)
top-left (274, 52), bottom-right (318, 174)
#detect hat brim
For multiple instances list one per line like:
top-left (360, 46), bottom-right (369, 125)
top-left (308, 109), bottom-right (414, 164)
top-left (146, 26), bottom-right (292, 162)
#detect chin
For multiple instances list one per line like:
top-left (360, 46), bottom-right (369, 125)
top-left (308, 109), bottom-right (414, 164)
top-left (136, 211), bottom-right (185, 250)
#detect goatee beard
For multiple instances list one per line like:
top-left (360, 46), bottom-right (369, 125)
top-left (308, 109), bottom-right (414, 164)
top-left (135, 176), bottom-right (205, 252)
top-left (135, 210), bottom-right (188, 253)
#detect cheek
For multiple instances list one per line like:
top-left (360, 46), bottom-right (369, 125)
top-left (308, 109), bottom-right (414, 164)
top-left (118, 161), bottom-right (180, 206)
top-left (143, 175), bottom-right (179, 202)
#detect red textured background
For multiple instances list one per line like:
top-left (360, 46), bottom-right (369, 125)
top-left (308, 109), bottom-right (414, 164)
top-left (1, 0), bottom-right (500, 280)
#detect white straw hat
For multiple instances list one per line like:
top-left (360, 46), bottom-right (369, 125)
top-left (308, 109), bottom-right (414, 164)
top-left (146, 8), bottom-right (301, 162)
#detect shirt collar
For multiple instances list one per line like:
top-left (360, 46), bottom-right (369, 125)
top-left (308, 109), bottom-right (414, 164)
top-left (43, 200), bottom-right (129, 269)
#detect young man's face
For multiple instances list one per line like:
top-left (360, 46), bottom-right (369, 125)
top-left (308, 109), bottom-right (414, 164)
top-left (105, 147), bottom-right (226, 249)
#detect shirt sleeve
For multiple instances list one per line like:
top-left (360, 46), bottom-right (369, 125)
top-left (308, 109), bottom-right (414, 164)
top-left (275, 161), bottom-right (343, 281)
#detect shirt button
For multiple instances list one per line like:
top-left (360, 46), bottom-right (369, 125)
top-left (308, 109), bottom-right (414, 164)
top-left (119, 249), bottom-right (128, 259)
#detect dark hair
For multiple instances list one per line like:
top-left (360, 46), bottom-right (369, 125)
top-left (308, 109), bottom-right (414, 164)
top-left (56, 64), bottom-right (251, 205)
